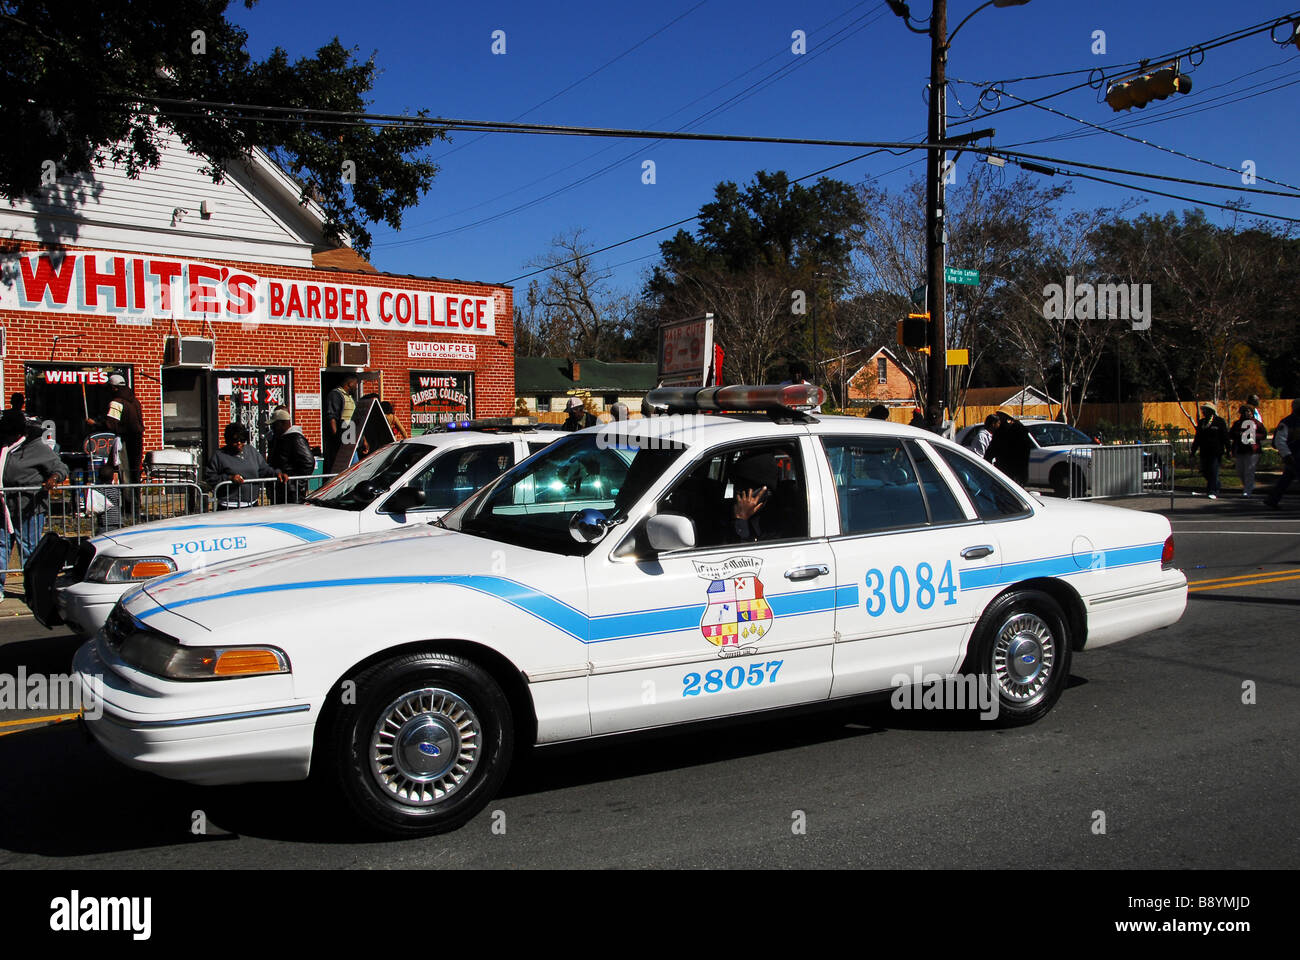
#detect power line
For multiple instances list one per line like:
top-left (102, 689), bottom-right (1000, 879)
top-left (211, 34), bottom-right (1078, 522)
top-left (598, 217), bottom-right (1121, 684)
top-left (433, 0), bottom-right (712, 164)
top-left (992, 86), bottom-right (1300, 193)
top-left (380, 3), bottom-right (889, 246)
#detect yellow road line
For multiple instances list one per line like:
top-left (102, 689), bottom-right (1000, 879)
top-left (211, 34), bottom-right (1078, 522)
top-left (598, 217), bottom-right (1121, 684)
top-left (0, 711), bottom-right (82, 730)
top-left (1189, 572), bottom-right (1300, 593)
top-left (1188, 567), bottom-right (1300, 587)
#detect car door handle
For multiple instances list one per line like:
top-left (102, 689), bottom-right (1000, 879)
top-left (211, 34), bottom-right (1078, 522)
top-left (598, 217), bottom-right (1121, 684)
top-left (785, 565), bottom-right (830, 581)
top-left (961, 545), bottom-right (995, 560)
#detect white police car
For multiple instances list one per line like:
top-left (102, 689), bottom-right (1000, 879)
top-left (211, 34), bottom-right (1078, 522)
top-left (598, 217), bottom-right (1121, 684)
top-left (74, 385), bottom-right (1186, 836)
top-left (39, 421), bottom-right (563, 636)
top-left (957, 418), bottom-right (1163, 496)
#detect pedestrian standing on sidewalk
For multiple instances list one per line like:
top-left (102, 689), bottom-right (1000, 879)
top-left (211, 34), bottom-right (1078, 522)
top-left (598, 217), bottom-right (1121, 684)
top-left (1229, 404), bottom-right (1262, 498)
top-left (0, 418), bottom-right (69, 591)
top-left (1265, 398), bottom-right (1300, 509)
top-left (1190, 404), bottom-right (1229, 499)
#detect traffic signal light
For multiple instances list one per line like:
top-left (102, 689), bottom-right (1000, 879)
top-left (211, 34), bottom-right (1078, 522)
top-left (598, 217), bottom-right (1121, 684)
top-left (898, 313), bottom-right (929, 350)
top-left (1105, 61), bottom-right (1192, 112)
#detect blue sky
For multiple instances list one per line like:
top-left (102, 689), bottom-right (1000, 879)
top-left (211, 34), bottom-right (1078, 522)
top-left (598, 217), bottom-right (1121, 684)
top-left (230, 1), bottom-right (1300, 293)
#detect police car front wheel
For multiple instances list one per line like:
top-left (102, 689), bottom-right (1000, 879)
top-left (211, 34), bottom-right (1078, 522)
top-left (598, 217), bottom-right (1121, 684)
top-left (329, 653), bottom-right (514, 836)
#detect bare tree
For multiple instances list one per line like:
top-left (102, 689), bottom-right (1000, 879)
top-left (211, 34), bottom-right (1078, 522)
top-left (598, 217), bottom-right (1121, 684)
top-left (526, 229), bottom-right (633, 358)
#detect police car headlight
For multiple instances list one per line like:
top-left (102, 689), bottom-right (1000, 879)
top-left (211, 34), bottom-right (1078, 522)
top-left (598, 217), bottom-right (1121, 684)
top-left (88, 556), bottom-right (178, 583)
top-left (119, 632), bottom-right (291, 680)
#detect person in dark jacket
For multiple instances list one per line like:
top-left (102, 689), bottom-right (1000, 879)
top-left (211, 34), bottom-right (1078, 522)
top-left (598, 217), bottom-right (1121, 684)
top-left (1265, 398), bottom-right (1300, 509)
top-left (1229, 404), bottom-right (1263, 498)
top-left (561, 397), bottom-right (597, 432)
top-left (267, 408), bottom-right (316, 503)
top-left (984, 412), bottom-right (1032, 487)
top-left (1190, 404), bottom-right (1229, 499)
top-left (0, 420), bottom-right (69, 590)
top-left (207, 423), bottom-right (283, 509)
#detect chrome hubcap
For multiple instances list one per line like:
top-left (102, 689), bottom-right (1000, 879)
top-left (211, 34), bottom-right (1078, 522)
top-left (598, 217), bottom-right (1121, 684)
top-left (370, 688), bottom-right (480, 806)
top-left (992, 613), bottom-right (1055, 704)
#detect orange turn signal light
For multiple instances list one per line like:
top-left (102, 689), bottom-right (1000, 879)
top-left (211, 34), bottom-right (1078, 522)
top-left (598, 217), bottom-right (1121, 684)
top-left (130, 560), bottom-right (175, 579)
top-left (212, 649), bottom-right (287, 676)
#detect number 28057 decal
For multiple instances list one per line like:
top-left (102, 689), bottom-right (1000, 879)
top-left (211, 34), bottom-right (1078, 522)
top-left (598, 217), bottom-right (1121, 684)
top-left (683, 660), bottom-right (784, 697)
top-left (864, 561), bottom-right (958, 617)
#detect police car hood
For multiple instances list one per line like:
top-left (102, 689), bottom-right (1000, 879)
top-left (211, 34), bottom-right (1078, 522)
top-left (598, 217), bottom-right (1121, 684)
top-left (92, 503), bottom-right (343, 554)
top-left (128, 524), bottom-right (500, 633)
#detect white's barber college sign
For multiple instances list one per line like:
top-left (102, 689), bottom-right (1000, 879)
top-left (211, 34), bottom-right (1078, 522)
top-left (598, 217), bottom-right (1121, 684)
top-left (0, 250), bottom-right (499, 335)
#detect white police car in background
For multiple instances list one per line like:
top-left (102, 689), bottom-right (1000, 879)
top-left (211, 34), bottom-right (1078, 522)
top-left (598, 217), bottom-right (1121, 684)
top-left (37, 420), bottom-right (564, 636)
top-left (74, 385), bottom-right (1187, 836)
top-left (957, 418), bottom-right (1163, 496)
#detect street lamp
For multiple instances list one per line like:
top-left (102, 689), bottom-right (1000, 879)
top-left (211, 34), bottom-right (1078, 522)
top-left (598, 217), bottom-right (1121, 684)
top-left (889, 0), bottom-right (1031, 430)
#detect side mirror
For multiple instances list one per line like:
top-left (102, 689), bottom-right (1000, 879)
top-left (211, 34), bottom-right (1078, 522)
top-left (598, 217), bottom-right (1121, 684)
top-left (569, 508), bottom-right (611, 544)
top-left (646, 513), bottom-right (696, 552)
top-left (382, 484), bottom-right (426, 513)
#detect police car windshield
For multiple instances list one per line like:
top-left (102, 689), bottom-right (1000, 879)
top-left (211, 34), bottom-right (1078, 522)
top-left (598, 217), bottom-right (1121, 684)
top-left (307, 442), bottom-right (427, 509)
top-left (444, 432), bottom-right (686, 554)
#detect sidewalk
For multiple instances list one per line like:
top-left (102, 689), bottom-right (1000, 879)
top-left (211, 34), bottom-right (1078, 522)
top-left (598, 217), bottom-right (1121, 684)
top-left (1107, 490), bottom-right (1300, 517)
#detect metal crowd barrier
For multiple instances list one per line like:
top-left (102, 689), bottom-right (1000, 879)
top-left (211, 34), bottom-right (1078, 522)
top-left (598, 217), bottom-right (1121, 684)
top-left (1064, 443), bottom-right (1174, 508)
top-left (209, 473), bottom-right (337, 509)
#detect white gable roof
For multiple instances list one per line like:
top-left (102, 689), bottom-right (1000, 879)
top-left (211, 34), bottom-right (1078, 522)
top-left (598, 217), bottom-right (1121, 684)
top-left (1, 129), bottom-right (334, 267)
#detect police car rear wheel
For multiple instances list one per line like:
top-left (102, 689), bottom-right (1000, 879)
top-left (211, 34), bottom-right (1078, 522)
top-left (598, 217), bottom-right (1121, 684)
top-left (332, 653), bottom-right (513, 836)
top-left (964, 589), bottom-right (1072, 726)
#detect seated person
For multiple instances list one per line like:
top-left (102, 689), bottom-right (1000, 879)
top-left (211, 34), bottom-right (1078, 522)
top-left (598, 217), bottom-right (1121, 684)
top-left (727, 451), bottom-right (782, 543)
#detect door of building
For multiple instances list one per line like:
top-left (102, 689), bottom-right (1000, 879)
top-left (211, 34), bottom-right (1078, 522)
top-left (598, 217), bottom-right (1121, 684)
top-left (218, 368), bottom-right (293, 456)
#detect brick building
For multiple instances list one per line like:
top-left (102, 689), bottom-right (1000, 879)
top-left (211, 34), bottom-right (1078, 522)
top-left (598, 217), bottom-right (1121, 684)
top-left (0, 131), bottom-right (514, 470)
top-left (844, 347), bottom-right (919, 409)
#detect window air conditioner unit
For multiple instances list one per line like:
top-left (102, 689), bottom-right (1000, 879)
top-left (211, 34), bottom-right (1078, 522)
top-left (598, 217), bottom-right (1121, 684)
top-left (325, 341), bottom-right (370, 368)
top-left (163, 336), bottom-right (215, 368)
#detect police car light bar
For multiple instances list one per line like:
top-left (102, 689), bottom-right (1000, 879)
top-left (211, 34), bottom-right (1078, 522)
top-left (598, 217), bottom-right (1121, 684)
top-left (645, 384), bottom-right (825, 414)
top-left (443, 416), bottom-right (539, 432)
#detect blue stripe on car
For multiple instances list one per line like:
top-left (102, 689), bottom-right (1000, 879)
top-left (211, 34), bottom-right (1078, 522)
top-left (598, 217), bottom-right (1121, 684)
top-left (92, 521), bottom-right (332, 546)
top-left (130, 544), bottom-right (1161, 642)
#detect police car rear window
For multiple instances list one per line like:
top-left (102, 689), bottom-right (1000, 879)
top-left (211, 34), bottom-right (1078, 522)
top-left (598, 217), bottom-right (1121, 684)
top-left (933, 447), bottom-right (1031, 520)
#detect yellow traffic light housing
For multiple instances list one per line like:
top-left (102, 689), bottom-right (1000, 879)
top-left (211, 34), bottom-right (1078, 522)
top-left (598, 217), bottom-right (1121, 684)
top-left (1105, 60), bottom-right (1192, 112)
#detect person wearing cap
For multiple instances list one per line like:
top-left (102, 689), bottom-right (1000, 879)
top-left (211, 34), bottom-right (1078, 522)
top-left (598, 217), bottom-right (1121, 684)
top-left (88, 373), bottom-right (145, 487)
top-left (1190, 403), bottom-right (1229, 499)
top-left (561, 397), bottom-right (597, 432)
top-left (267, 407), bottom-right (315, 503)
top-left (608, 401), bottom-right (630, 423)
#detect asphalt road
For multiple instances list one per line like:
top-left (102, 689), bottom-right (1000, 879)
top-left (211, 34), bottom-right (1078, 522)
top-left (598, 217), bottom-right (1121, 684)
top-left (0, 496), bottom-right (1296, 869)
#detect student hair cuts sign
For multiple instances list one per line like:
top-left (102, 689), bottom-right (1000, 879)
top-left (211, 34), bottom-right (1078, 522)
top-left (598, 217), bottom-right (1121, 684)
top-left (1, 250), bottom-right (499, 335)
top-left (409, 372), bottom-right (474, 434)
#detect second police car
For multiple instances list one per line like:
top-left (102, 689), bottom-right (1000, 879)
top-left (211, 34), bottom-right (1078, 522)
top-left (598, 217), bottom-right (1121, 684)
top-left (74, 385), bottom-right (1187, 836)
top-left (36, 421), bottom-right (563, 636)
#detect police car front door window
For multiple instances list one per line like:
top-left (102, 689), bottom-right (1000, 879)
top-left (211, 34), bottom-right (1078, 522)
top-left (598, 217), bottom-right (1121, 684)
top-left (445, 433), bottom-right (686, 554)
top-left (904, 439), bottom-right (966, 524)
top-left (407, 442), bottom-right (514, 511)
top-left (654, 442), bottom-right (808, 550)
top-left (933, 447), bottom-right (1031, 520)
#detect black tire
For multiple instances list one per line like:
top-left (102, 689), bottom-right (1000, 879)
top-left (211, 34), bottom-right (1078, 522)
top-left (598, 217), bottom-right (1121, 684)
top-left (328, 652), bottom-right (514, 837)
top-left (961, 589), bottom-right (1073, 726)
top-left (1050, 464), bottom-right (1087, 498)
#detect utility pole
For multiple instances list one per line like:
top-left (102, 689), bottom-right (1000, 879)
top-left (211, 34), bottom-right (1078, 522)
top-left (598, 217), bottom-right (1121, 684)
top-left (925, 0), bottom-right (948, 431)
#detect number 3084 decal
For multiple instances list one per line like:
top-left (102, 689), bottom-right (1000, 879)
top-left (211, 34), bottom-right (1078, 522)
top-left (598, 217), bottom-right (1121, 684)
top-left (683, 660), bottom-right (784, 697)
top-left (864, 561), bottom-right (958, 617)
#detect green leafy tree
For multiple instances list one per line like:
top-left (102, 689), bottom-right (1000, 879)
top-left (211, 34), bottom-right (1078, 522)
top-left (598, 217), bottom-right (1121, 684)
top-left (0, 0), bottom-right (442, 252)
top-left (640, 170), bottom-right (864, 382)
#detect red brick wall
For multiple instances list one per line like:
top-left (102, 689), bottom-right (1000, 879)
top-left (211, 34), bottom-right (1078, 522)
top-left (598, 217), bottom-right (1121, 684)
top-left (1, 240), bottom-right (514, 451)
top-left (847, 353), bottom-right (917, 406)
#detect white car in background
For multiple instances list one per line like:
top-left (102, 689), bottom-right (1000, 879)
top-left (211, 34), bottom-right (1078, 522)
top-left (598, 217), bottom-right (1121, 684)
top-left (957, 418), bottom-right (1162, 496)
top-left (74, 385), bottom-right (1187, 837)
top-left (29, 422), bottom-right (565, 636)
